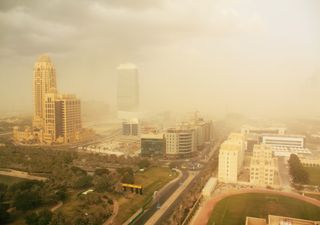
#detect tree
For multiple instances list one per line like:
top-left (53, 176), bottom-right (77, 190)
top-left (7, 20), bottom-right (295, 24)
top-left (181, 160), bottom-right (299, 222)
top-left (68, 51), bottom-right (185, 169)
top-left (25, 209), bottom-right (52, 225)
top-left (116, 167), bottom-right (133, 176)
top-left (121, 172), bottom-right (134, 184)
top-left (49, 212), bottom-right (66, 225)
top-left (288, 154), bottom-right (309, 184)
top-left (37, 209), bottom-right (52, 225)
top-left (71, 166), bottom-right (87, 176)
top-left (14, 191), bottom-right (42, 211)
top-left (74, 176), bottom-right (93, 189)
top-left (138, 159), bottom-right (150, 169)
top-left (55, 189), bottom-right (67, 202)
top-left (94, 168), bottom-right (109, 176)
top-left (0, 204), bottom-right (9, 225)
top-left (25, 212), bottom-right (39, 225)
top-left (95, 177), bottom-right (111, 193)
top-left (0, 183), bottom-right (8, 202)
top-left (169, 162), bottom-right (179, 170)
top-left (74, 216), bottom-right (88, 225)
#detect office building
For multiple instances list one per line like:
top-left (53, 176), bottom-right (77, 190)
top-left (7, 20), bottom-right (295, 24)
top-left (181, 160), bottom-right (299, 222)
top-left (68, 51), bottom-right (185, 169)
top-left (250, 144), bottom-right (277, 187)
top-left (261, 135), bottom-right (305, 148)
top-left (218, 133), bottom-right (246, 183)
top-left (117, 63), bottom-right (139, 112)
top-left (241, 125), bottom-right (286, 135)
top-left (271, 146), bottom-right (311, 157)
top-left (140, 133), bottom-right (165, 156)
top-left (55, 95), bottom-right (81, 143)
top-left (122, 118), bottom-right (139, 136)
top-left (165, 127), bottom-right (196, 158)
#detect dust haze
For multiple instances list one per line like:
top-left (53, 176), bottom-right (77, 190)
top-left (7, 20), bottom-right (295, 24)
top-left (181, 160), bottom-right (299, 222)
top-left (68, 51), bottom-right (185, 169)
top-left (0, 0), bottom-right (319, 117)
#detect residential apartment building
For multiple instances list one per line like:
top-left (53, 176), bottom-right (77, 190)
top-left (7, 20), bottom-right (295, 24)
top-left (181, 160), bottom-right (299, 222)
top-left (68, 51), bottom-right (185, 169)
top-left (218, 133), bottom-right (246, 183)
top-left (250, 144), bottom-right (277, 187)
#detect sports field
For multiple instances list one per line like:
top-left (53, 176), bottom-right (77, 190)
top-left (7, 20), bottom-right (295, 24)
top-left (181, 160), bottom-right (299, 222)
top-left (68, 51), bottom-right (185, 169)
top-left (207, 193), bottom-right (320, 225)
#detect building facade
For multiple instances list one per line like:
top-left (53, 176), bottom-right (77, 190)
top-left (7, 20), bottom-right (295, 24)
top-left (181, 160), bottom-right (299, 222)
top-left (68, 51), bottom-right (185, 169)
top-left (140, 133), bottom-right (165, 156)
top-left (13, 54), bottom-right (83, 144)
top-left (117, 63), bottom-right (139, 112)
top-left (250, 144), bottom-right (277, 187)
top-left (246, 215), bottom-right (320, 225)
top-left (33, 55), bottom-right (57, 129)
top-left (165, 128), bottom-right (196, 158)
top-left (261, 135), bottom-right (305, 148)
top-left (218, 133), bottom-right (246, 183)
top-left (122, 118), bottom-right (139, 136)
top-left (241, 125), bottom-right (286, 135)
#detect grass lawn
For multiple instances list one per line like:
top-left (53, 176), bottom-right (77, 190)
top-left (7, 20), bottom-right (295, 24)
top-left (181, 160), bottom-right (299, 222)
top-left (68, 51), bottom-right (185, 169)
top-left (0, 174), bottom-right (26, 186)
top-left (113, 166), bottom-right (178, 224)
top-left (304, 167), bottom-right (320, 186)
top-left (207, 193), bottom-right (320, 225)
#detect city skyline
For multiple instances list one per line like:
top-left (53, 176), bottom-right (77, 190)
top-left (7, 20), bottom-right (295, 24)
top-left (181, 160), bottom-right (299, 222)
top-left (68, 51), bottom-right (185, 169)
top-left (0, 0), bottom-right (320, 117)
top-left (1, 1), bottom-right (320, 225)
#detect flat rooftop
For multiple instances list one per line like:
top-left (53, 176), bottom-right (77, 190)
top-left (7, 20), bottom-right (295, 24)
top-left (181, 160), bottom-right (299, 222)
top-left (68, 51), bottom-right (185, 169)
top-left (268, 215), bottom-right (320, 225)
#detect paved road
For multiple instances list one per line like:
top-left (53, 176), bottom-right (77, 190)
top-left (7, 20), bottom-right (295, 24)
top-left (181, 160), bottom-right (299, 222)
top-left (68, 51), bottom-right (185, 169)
top-left (145, 172), bottom-right (197, 225)
top-left (131, 140), bottom-right (221, 225)
top-left (143, 142), bottom-right (221, 225)
top-left (131, 170), bottom-right (189, 225)
top-left (278, 156), bottom-right (291, 190)
top-left (0, 169), bottom-right (47, 181)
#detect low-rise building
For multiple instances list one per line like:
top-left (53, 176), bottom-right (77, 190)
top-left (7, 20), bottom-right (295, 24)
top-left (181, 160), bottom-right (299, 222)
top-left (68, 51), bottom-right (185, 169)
top-left (202, 177), bottom-right (217, 199)
top-left (250, 144), bottom-right (277, 187)
top-left (241, 125), bottom-right (286, 135)
top-left (300, 156), bottom-right (320, 167)
top-left (271, 146), bottom-right (311, 157)
top-left (246, 215), bottom-right (320, 225)
top-left (261, 134), bottom-right (305, 148)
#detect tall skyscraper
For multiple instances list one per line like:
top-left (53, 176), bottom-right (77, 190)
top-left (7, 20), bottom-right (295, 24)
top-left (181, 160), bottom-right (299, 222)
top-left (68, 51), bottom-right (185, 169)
top-left (33, 55), bottom-right (57, 128)
top-left (117, 63), bottom-right (139, 112)
top-left (13, 54), bottom-right (83, 144)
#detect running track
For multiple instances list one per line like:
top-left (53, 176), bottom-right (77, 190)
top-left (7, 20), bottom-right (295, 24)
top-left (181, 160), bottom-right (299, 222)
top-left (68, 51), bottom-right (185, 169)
top-left (193, 188), bottom-right (320, 225)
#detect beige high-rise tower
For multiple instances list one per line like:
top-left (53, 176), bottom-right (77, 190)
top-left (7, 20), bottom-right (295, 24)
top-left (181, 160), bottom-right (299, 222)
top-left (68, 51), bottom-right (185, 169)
top-left (32, 55), bottom-right (57, 129)
top-left (16, 54), bottom-right (83, 144)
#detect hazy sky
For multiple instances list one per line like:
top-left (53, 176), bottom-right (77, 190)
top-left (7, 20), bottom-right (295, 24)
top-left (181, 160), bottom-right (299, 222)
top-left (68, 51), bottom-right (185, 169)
top-left (0, 0), bottom-right (319, 116)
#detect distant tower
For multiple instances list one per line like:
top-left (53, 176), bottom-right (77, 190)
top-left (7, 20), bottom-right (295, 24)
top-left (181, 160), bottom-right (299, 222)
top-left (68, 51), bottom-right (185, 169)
top-left (32, 54), bottom-right (57, 128)
top-left (117, 63), bottom-right (139, 112)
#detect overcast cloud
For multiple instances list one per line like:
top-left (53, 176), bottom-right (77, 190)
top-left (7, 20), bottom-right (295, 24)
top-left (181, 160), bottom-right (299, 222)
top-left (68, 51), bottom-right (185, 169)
top-left (0, 0), bottom-right (319, 117)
